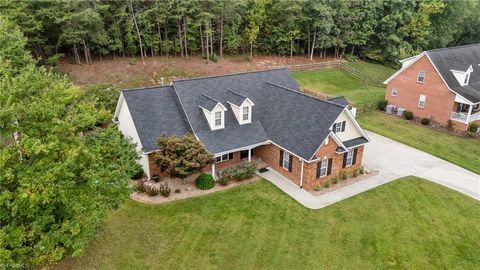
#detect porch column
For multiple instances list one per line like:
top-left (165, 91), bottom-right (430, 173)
top-left (211, 163), bottom-right (216, 180)
top-left (300, 159), bottom-right (304, 189)
top-left (248, 148), bottom-right (252, 162)
top-left (466, 104), bottom-right (473, 124)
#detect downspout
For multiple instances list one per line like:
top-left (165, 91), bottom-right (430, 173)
top-left (300, 159), bottom-right (304, 189)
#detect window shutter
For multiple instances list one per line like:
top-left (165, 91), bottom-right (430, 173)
top-left (229, 152), bottom-right (234, 160)
top-left (279, 150), bottom-right (284, 167)
top-left (342, 153), bottom-right (347, 168)
top-left (332, 123), bottom-right (337, 133)
top-left (288, 154), bottom-right (293, 172)
top-left (352, 148), bottom-right (358, 165)
top-left (327, 158), bottom-right (333, 176)
top-left (342, 121), bottom-right (346, 132)
top-left (316, 161), bottom-right (321, 179)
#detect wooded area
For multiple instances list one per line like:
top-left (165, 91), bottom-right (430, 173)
top-left (3, 0), bottom-right (480, 66)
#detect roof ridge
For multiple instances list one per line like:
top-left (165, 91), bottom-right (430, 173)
top-left (263, 81), bottom-right (346, 109)
top-left (227, 89), bottom-right (247, 98)
top-left (121, 84), bottom-right (171, 92)
top-left (172, 67), bottom-right (288, 83)
top-left (201, 94), bottom-right (219, 102)
top-left (426, 43), bottom-right (480, 53)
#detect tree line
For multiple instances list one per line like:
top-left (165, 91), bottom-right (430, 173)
top-left (2, 0), bottom-right (480, 65)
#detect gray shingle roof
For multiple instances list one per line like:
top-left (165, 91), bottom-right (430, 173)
top-left (342, 137), bottom-right (369, 148)
top-left (426, 44), bottom-right (480, 103)
top-left (226, 90), bottom-right (247, 106)
top-left (122, 86), bottom-right (191, 152)
top-left (172, 68), bottom-right (347, 160)
top-left (326, 96), bottom-right (349, 107)
top-left (198, 94), bottom-right (220, 111)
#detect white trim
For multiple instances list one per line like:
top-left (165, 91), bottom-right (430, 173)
top-left (212, 141), bottom-right (270, 157)
top-left (300, 159), bottom-right (304, 188)
top-left (391, 88), bottom-right (398, 96)
top-left (416, 70), bottom-right (426, 83)
top-left (383, 52), bottom-right (426, 84)
top-left (113, 92), bottom-right (125, 119)
top-left (282, 151), bottom-right (291, 170)
top-left (418, 94), bottom-right (426, 108)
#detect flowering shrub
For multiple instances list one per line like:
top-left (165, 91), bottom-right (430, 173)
top-left (220, 162), bottom-right (257, 181)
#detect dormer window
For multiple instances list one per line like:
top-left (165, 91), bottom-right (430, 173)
top-left (464, 73), bottom-right (470, 84)
top-left (226, 90), bottom-right (254, 125)
top-left (214, 111), bottom-right (222, 126)
top-left (417, 70), bottom-right (426, 83)
top-left (242, 106), bottom-right (250, 121)
top-left (199, 94), bottom-right (227, 130)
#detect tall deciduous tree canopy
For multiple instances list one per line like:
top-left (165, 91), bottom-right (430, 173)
top-left (2, 0), bottom-right (480, 65)
top-left (0, 17), bottom-right (139, 266)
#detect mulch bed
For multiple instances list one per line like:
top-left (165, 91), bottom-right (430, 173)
top-left (309, 169), bottom-right (379, 196)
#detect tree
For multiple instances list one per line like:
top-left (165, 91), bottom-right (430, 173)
top-left (0, 17), bottom-right (34, 75)
top-left (245, 0), bottom-right (269, 60)
top-left (0, 18), bottom-right (139, 266)
top-left (155, 134), bottom-right (213, 182)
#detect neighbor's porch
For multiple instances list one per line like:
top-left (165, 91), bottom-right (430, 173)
top-left (451, 102), bottom-right (480, 123)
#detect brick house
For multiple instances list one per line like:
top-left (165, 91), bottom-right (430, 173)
top-left (384, 44), bottom-right (480, 131)
top-left (114, 69), bottom-right (370, 190)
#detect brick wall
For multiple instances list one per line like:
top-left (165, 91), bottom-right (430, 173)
top-left (255, 141), bottom-right (364, 190)
top-left (386, 55), bottom-right (462, 129)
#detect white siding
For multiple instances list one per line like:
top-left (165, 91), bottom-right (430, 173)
top-left (334, 110), bottom-right (363, 141)
top-left (117, 96), bottom-right (150, 178)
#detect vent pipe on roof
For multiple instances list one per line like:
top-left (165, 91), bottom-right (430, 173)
top-left (161, 77), bottom-right (164, 85)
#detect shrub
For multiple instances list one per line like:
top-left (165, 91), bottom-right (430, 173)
top-left (341, 170), bottom-right (348, 180)
top-left (420, 118), bottom-right (430, 125)
top-left (323, 180), bottom-right (331, 188)
top-left (158, 183), bottom-right (172, 197)
top-left (344, 54), bottom-right (358, 62)
top-left (377, 100), bottom-right (388, 111)
top-left (129, 57), bottom-right (137, 65)
top-left (203, 52), bottom-right (218, 62)
top-left (220, 162), bottom-right (257, 181)
top-left (332, 176), bottom-right (339, 184)
top-left (131, 164), bottom-right (144, 180)
top-left (145, 185), bottom-right (159, 196)
top-left (468, 123), bottom-right (479, 133)
top-left (359, 166), bottom-right (365, 174)
top-left (465, 131), bottom-right (475, 138)
top-left (314, 183), bottom-right (322, 191)
top-left (447, 119), bottom-right (454, 131)
top-left (218, 177), bottom-right (230, 186)
top-left (134, 181), bottom-right (147, 193)
top-left (404, 111), bottom-right (414, 120)
top-left (175, 189), bottom-right (181, 193)
top-left (195, 173), bottom-right (215, 190)
top-left (353, 169), bottom-right (358, 177)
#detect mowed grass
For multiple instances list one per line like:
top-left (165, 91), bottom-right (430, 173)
top-left (292, 61), bottom-right (395, 106)
top-left (55, 177), bottom-right (480, 270)
top-left (346, 61), bottom-right (396, 84)
top-left (358, 111), bottom-right (480, 175)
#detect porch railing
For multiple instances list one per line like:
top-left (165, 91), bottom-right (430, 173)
top-left (451, 111), bottom-right (480, 122)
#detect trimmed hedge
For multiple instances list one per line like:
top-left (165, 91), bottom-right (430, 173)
top-left (420, 118), bottom-right (430, 125)
top-left (131, 165), bottom-right (144, 180)
top-left (404, 111), bottom-right (414, 120)
top-left (195, 174), bottom-right (215, 190)
top-left (220, 162), bottom-right (257, 181)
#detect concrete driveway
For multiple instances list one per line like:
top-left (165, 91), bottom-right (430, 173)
top-left (259, 132), bottom-right (480, 209)
top-left (364, 132), bottom-right (480, 200)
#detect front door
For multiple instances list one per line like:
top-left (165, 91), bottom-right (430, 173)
top-left (240, 150), bottom-right (249, 159)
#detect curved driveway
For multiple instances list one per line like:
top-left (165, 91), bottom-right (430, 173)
top-left (259, 132), bottom-right (480, 209)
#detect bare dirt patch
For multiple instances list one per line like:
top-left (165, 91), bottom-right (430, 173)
top-left (57, 55), bottom-right (335, 88)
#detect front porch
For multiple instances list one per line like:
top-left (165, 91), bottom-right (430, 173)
top-left (209, 146), bottom-right (269, 179)
top-left (451, 102), bottom-right (480, 123)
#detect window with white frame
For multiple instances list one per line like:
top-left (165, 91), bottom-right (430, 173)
top-left (464, 73), bottom-right (470, 85)
top-left (417, 70), bottom-right (426, 83)
top-left (214, 111), bottom-right (222, 126)
top-left (345, 149), bottom-right (354, 167)
top-left (214, 153), bottom-right (230, 163)
top-left (418, 94), bottom-right (426, 108)
top-left (318, 159), bottom-right (328, 178)
top-left (391, 88), bottom-right (398, 96)
top-left (242, 106), bottom-right (250, 121)
top-left (282, 151), bottom-right (290, 170)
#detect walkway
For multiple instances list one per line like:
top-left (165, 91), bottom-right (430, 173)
top-left (257, 132), bottom-right (480, 209)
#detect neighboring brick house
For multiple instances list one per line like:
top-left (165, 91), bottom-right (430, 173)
top-left (114, 69), bottom-right (370, 190)
top-left (384, 44), bottom-right (480, 131)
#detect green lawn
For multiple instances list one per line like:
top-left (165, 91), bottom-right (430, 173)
top-left (345, 61), bottom-right (396, 84)
top-left (358, 111), bottom-right (480, 175)
top-left (55, 177), bottom-right (480, 270)
top-left (292, 68), bottom-right (385, 106)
